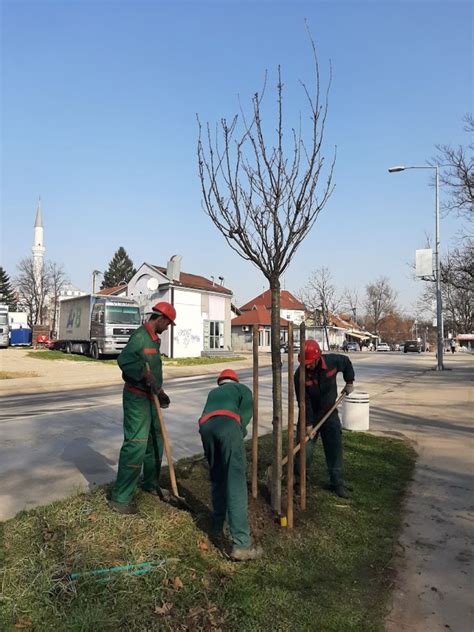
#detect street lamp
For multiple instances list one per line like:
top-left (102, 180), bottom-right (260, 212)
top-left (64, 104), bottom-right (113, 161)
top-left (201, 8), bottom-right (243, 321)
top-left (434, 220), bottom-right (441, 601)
top-left (92, 270), bottom-right (102, 294)
top-left (388, 164), bottom-right (444, 370)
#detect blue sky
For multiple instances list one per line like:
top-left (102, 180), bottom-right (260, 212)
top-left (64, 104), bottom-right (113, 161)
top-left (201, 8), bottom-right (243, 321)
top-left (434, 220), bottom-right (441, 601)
top-left (1, 1), bottom-right (472, 314)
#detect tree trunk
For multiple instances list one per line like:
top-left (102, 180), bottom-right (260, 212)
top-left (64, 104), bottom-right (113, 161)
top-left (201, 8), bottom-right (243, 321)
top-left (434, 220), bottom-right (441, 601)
top-left (270, 276), bottom-right (282, 513)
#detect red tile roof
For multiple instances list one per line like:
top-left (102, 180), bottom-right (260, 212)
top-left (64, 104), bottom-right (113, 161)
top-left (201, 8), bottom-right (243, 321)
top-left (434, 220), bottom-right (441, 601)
top-left (96, 284), bottom-right (127, 296)
top-left (152, 266), bottom-right (232, 295)
top-left (231, 305), bottom-right (289, 326)
top-left (239, 289), bottom-right (305, 311)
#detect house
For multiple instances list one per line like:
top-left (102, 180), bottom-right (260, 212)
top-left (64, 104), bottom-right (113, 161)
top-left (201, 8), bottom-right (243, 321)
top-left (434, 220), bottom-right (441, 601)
top-left (126, 256), bottom-right (233, 359)
top-left (231, 305), bottom-right (289, 352)
top-left (240, 289), bottom-right (305, 325)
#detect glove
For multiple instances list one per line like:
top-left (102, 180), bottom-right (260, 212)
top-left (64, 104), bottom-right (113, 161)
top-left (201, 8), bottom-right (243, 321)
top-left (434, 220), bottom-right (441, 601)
top-left (144, 371), bottom-right (160, 396)
top-left (158, 389), bottom-right (171, 409)
top-left (343, 383), bottom-right (354, 395)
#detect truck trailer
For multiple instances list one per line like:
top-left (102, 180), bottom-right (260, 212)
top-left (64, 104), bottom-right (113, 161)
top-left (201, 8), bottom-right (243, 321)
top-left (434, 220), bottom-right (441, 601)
top-left (57, 295), bottom-right (141, 358)
top-left (0, 304), bottom-right (9, 348)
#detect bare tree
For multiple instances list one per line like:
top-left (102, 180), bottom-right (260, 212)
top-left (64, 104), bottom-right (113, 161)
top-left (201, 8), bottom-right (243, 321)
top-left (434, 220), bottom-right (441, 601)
top-left (342, 287), bottom-right (360, 324)
top-left (417, 243), bottom-right (473, 334)
top-left (197, 37), bottom-right (335, 512)
top-left (49, 262), bottom-right (68, 336)
top-left (299, 267), bottom-right (340, 348)
top-left (16, 258), bottom-right (67, 331)
top-left (16, 257), bottom-right (51, 327)
top-left (364, 277), bottom-right (397, 336)
top-left (431, 114), bottom-right (473, 225)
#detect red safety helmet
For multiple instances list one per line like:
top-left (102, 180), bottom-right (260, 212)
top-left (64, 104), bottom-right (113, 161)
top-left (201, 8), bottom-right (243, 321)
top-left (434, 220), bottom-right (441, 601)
top-left (152, 301), bottom-right (176, 325)
top-left (298, 339), bottom-right (322, 365)
top-left (217, 369), bottom-right (239, 385)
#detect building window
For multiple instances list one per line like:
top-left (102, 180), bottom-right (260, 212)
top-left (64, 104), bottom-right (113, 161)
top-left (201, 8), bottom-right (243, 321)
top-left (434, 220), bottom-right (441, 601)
top-left (209, 320), bottom-right (224, 349)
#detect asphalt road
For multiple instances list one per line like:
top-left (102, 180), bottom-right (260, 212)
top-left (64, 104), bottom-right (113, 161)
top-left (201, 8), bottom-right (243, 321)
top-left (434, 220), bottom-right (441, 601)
top-left (0, 352), bottom-right (432, 520)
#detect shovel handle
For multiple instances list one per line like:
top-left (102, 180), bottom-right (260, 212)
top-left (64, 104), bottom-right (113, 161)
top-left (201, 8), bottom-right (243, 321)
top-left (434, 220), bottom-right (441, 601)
top-left (146, 363), bottom-right (179, 498)
top-left (282, 392), bottom-right (346, 468)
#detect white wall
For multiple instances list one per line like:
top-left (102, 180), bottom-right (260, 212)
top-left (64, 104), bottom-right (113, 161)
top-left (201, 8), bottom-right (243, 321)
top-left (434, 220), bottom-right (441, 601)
top-left (172, 288), bottom-right (203, 358)
top-left (281, 309), bottom-right (305, 325)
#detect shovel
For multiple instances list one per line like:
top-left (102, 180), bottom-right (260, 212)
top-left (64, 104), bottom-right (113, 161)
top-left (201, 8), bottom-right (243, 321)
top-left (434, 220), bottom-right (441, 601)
top-left (266, 392), bottom-right (346, 486)
top-left (146, 363), bottom-right (189, 509)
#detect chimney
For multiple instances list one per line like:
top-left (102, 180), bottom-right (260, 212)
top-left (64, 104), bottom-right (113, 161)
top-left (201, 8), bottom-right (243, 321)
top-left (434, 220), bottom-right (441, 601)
top-left (166, 255), bottom-right (182, 282)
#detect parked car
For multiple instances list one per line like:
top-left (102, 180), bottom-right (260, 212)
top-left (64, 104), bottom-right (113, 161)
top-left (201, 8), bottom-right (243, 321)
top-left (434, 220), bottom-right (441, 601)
top-left (346, 341), bottom-right (359, 352)
top-left (283, 341), bottom-right (301, 353)
top-left (404, 340), bottom-right (421, 353)
top-left (376, 342), bottom-right (390, 352)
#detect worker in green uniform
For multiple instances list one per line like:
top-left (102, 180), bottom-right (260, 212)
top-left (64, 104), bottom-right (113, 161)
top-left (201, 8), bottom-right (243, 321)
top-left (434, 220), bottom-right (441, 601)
top-left (108, 301), bottom-right (176, 515)
top-left (295, 339), bottom-right (355, 498)
top-left (199, 369), bottom-right (263, 561)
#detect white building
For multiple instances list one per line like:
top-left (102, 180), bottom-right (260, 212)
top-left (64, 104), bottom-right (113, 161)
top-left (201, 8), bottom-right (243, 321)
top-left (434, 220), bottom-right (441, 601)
top-left (127, 256), bottom-right (233, 358)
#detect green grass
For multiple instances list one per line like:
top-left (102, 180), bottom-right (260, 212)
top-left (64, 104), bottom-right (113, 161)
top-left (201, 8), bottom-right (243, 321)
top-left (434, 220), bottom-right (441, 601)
top-left (27, 350), bottom-right (117, 364)
top-left (27, 350), bottom-right (244, 366)
top-left (1, 432), bottom-right (415, 631)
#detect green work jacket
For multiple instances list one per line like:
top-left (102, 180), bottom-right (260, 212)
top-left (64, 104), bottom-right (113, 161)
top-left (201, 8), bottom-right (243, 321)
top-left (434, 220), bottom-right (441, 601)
top-left (117, 323), bottom-right (163, 391)
top-left (200, 382), bottom-right (253, 437)
top-left (294, 353), bottom-right (354, 426)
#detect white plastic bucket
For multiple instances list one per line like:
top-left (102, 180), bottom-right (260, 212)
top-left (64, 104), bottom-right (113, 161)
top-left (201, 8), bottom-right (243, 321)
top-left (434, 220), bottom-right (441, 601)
top-left (342, 392), bottom-right (370, 431)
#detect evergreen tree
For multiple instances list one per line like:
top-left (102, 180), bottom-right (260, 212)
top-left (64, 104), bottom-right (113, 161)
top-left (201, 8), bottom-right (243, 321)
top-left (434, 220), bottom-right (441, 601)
top-left (0, 266), bottom-right (18, 310)
top-left (101, 247), bottom-right (136, 289)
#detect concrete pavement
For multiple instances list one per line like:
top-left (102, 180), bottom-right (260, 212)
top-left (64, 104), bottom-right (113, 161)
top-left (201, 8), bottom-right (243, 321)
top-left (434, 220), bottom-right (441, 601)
top-left (372, 354), bottom-right (474, 632)
top-left (0, 347), bottom-right (272, 395)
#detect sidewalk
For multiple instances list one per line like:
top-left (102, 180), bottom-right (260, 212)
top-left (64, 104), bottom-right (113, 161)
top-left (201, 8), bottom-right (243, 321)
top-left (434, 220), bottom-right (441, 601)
top-left (368, 355), bottom-right (474, 632)
top-left (0, 348), bottom-right (272, 396)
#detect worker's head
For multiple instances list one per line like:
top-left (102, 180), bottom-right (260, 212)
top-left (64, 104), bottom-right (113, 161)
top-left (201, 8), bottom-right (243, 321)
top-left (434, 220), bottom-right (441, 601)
top-left (217, 369), bottom-right (239, 385)
top-left (149, 301), bottom-right (176, 333)
top-left (298, 339), bottom-right (322, 370)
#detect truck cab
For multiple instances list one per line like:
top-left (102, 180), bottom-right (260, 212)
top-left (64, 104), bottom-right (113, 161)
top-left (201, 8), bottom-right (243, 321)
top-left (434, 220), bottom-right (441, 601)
top-left (90, 299), bottom-right (141, 358)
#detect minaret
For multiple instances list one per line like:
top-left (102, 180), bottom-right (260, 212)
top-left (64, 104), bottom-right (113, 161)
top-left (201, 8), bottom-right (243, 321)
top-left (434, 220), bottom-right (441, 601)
top-left (32, 197), bottom-right (45, 283)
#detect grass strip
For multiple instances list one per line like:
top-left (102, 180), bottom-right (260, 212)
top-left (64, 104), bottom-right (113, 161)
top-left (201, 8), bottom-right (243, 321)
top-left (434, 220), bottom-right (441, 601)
top-left (27, 350), bottom-right (244, 366)
top-left (1, 431), bottom-right (415, 631)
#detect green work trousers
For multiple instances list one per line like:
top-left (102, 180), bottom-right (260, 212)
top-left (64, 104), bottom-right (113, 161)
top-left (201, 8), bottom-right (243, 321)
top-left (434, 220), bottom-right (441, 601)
top-left (199, 416), bottom-right (251, 548)
top-left (111, 388), bottom-right (164, 504)
top-left (295, 411), bottom-right (343, 487)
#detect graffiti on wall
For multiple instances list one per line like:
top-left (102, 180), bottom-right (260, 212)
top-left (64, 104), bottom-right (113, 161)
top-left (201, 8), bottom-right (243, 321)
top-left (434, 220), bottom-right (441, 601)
top-left (175, 328), bottom-right (201, 348)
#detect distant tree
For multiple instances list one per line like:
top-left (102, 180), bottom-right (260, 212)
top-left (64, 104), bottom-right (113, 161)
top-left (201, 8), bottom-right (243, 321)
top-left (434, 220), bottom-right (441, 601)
top-left (101, 247), bottom-right (136, 289)
top-left (299, 267), bottom-right (340, 348)
top-left (364, 277), bottom-right (397, 336)
top-left (342, 287), bottom-right (360, 325)
top-left (0, 266), bottom-right (18, 310)
top-left (48, 262), bottom-right (68, 336)
top-left (430, 114), bottom-right (473, 226)
top-left (378, 312), bottom-right (414, 345)
top-left (417, 243), bottom-right (473, 334)
top-left (197, 35), bottom-right (335, 513)
top-left (16, 257), bottom-right (51, 327)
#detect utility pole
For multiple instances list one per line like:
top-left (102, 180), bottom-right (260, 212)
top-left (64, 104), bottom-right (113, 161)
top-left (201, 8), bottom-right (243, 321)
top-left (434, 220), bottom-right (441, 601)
top-left (388, 164), bottom-right (444, 369)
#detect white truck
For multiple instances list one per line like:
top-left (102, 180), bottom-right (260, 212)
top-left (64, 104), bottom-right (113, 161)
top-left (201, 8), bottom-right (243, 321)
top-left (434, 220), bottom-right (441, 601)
top-left (0, 304), bottom-right (9, 348)
top-left (57, 295), bottom-right (141, 359)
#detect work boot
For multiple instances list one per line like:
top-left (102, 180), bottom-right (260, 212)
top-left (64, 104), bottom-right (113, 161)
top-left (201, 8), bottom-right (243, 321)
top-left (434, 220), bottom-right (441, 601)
top-left (334, 485), bottom-right (350, 498)
top-left (142, 487), bottom-right (172, 502)
top-left (230, 545), bottom-right (264, 561)
top-left (324, 483), bottom-right (353, 494)
top-left (107, 499), bottom-right (138, 515)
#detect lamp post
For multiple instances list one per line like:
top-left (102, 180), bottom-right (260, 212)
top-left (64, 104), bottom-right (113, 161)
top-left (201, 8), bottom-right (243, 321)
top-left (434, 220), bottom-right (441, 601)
top-left (388, 165), bottom-right (444, 370)
top-left (92, 270), bottom-right (102, 294)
